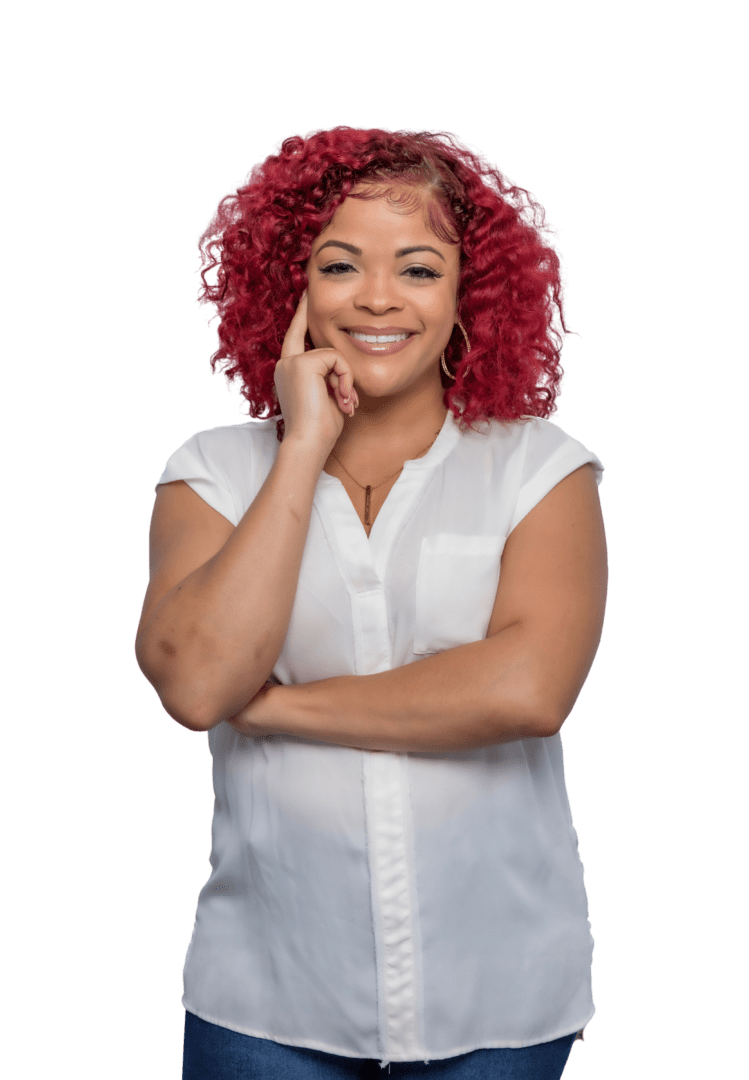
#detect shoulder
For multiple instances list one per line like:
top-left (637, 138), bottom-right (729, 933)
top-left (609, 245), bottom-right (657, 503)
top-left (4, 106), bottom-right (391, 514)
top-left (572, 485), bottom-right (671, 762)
top-left (177, 418), bottom-right (277, 456)
top-left (157, 419), bottom-right (279, 519)
top-left (453, 413), bottom-right (581, 461)
top-left (484, 414), bottom-right (574, 447)
top-left (166, 418), bottom-right (277, 475)
top-left (473, 415), bottom-right (602, 480)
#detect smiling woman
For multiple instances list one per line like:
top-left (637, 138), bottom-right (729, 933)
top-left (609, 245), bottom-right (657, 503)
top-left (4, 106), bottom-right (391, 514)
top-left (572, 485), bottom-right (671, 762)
top-left (135, 128), bottom-right (606, 1080)
top-left (197, 129), bottom-right (566, 443)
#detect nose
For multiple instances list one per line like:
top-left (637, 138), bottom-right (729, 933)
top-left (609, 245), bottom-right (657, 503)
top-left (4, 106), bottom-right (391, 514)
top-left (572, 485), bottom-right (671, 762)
top-left (353, 271), bottom-right (404, 315)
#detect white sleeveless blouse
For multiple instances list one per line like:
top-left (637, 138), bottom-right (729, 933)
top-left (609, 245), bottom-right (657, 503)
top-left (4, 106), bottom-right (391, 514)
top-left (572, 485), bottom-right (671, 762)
top-left (156, 411), bottom-right (604, 1067)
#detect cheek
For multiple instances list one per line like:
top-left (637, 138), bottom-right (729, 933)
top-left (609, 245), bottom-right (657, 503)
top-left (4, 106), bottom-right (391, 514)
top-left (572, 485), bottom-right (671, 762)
top-left (305, 290), bottom-right (334, 329)
top-left (419, 283), bottom-right (457, 325)
top-left (308, 280), bottom-right (363, 343)
top-left (308, 278), bottom-right (351, 318)
top-left (306, 286), bottom-right (346, 347)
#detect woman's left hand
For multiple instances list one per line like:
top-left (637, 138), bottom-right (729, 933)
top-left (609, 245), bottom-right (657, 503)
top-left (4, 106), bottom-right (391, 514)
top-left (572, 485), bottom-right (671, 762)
top-left (226, 680), bottom-right (284, 737)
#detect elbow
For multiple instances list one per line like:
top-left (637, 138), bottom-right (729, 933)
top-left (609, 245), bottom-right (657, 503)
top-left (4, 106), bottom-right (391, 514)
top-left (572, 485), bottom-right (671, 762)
top-left (134, 639), bottom-right (222, 733)
top-left (534, 712), bottom-right (564, 739)
top-left (157, 682), bottom-right (225, 732)
top-left (525, 689), bottom-right (568, 739)
top-left (156, 691), bottom-right (221, 734)
top-left (519, 712), bottom-right (561, 740)
top-left (164, 698), bottom-right (219, 733)
top-left (135, 633), bottom-right (271, 733)
top-left (532, 693), bottom-right (575, 739)
top-left (536, 666), bottom-right (593, 736)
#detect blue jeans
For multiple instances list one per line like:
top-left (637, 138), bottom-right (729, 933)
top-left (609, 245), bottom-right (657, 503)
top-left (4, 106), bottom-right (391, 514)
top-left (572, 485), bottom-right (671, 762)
top-left (183, 1012), bottom-right (578, 1079)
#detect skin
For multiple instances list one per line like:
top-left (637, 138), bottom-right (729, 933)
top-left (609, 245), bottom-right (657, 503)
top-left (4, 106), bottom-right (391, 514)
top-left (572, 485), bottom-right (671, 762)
top-left (304, 187), bottom-right (464, 466)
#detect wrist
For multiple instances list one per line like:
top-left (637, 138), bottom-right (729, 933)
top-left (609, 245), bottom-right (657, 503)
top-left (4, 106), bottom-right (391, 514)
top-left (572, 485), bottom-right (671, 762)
top-left (276, 435), bottom-right (331, 475)
top-left (265, 681), bottom-right (319, 741)
top-left (271, 682), bottom-right (309, 736)
top-left (232, 683), bottom-right (287, 738)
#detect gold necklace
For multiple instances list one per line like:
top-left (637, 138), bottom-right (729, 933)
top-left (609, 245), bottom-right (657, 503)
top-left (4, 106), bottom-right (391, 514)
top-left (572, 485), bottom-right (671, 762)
top-left (330, 430), bottom-right (441, 527)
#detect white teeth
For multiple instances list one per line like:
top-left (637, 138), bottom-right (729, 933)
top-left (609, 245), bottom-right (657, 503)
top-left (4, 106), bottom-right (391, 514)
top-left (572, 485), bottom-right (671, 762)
top-left (349, 331), bottom-right (409, 343)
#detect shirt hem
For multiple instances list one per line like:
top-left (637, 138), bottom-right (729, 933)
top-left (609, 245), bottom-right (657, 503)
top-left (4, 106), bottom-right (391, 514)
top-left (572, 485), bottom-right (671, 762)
top-left (182, 1000), bottom-right (595, 1063)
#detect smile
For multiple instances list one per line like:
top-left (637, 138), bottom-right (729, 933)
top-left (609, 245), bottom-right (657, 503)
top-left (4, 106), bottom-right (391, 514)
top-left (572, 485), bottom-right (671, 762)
top-left (348, 332), bottom-right (409, 343)
top-left (343, 329), bottom-right (416, 357)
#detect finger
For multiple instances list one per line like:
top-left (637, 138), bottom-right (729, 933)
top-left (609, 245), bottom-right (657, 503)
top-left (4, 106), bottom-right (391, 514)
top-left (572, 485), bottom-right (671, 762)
top-left (325, 371), bottom-right (349, 416)
top-left (327, 353), bottom-right (355, 401)
top-left (280, 291), bottom-right (308, 359)
top-left (326, 361), bottom-right (357, 415)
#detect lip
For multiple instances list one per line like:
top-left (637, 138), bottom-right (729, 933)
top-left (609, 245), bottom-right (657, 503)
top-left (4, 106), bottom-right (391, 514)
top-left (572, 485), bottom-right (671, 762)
top-left (340, 326), bottom-right (418, 357)
top-left (345, 328), bottom-right (418, 358)
top-left (344, 325), bottom-right (418, 335)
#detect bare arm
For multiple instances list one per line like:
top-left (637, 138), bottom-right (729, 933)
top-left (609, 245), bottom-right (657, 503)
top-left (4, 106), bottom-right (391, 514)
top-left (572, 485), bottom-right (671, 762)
top-left (135, 443), bottom-right (327, 730)
top-left (241, 630), bottom-right (544, 752)
top-left (135, 293), bottom-right (357, 731)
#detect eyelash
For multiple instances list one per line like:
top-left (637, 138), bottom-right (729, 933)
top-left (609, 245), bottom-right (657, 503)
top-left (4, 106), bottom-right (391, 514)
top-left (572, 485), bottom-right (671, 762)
top-left (319, 261), bottom-right (442, 280)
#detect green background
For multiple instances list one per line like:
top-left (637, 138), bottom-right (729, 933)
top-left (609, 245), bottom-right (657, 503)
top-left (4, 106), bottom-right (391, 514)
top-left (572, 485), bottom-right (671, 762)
top-left (5, 0), bottom-right (746, 1075)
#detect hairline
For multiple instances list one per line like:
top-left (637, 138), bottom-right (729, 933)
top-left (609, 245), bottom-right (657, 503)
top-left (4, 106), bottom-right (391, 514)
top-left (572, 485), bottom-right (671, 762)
top-left (343, 179), bottom-right (462, 247)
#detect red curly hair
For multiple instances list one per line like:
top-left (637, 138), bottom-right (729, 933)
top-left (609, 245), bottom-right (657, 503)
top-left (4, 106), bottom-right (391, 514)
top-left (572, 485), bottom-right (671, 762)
top-left (199, 127), bottom-right (567, 439)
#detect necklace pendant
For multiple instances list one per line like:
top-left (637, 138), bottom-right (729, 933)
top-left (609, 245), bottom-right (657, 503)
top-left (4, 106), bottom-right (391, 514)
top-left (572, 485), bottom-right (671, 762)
top-left (364, 485), bottom-right (372, 526)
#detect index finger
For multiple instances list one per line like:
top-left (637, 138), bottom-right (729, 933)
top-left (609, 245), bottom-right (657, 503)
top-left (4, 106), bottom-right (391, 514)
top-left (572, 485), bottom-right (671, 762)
top-left (280, 291), bottom-right (308, 359)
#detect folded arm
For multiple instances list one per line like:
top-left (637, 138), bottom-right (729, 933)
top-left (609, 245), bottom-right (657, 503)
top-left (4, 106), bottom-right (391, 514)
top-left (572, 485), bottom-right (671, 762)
top-left (229, 463), bottom-right (608, 752)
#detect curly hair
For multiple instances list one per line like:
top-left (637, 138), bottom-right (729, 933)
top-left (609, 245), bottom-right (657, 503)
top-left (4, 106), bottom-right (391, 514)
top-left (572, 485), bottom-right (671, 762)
top-left (199, 127), bottom-right (567, 439)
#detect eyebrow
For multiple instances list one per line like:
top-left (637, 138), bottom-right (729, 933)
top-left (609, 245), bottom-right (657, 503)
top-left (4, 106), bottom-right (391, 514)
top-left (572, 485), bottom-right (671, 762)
top-left (315, 240), bottom-right (445, 263)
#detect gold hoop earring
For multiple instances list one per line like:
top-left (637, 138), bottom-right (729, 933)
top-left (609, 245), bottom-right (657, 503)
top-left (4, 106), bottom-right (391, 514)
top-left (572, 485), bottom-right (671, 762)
top-left (455, 319), bottom-right (472, 354)
top-left (441, 321), bottom-right (472, 381)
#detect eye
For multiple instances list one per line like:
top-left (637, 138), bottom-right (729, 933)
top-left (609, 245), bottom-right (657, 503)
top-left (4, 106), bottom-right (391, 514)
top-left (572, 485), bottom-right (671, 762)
top-left (317, 261), bottom-right (442, 278)
top-left (403, 266), bottom-right (442, 280)
top-left (319, 261), bottom-right (355, 275)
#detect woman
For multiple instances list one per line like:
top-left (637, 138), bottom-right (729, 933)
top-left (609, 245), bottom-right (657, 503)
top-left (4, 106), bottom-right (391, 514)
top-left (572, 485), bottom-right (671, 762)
top-left (135, 128), bottom-right (608, 1080)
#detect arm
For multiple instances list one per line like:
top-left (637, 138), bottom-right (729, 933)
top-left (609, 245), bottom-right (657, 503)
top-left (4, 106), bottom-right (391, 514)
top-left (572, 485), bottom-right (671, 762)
top-left (240, 630), bottom-right (546, 752)
top-left (135, 293), bottom-right (357, 732)
top-left (135, 442), bottom-right (327, 731)
top-left (229, 463), bottom-right (608, 751)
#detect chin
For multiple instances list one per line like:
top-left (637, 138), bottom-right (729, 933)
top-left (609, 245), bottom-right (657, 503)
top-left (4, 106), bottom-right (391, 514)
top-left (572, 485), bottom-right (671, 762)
top-left (353, 384), bottom-right (399, 404)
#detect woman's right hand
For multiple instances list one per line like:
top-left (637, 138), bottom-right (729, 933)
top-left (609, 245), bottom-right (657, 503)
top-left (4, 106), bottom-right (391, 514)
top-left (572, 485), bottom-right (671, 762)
top-left (274, 291), bottom-right (359, 454)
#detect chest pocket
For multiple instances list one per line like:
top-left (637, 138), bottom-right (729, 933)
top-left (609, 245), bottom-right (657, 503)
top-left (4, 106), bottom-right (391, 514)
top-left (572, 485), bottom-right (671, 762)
top-left (413, 533), bottom-right (506, 656)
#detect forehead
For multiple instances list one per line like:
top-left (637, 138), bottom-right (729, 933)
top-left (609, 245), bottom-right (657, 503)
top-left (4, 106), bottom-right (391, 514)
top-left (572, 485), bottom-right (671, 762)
top-left (315, 190), bottom-right (460, 260)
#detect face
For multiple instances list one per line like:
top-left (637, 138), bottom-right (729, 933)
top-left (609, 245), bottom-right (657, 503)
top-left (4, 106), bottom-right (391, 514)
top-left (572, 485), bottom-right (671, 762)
top-left (305, 190), bottom-right (460, 403)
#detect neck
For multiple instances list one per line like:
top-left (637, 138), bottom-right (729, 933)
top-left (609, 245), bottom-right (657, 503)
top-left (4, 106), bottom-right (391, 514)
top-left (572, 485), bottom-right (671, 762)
top-left (333, 379), bottom-right (448, 460)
